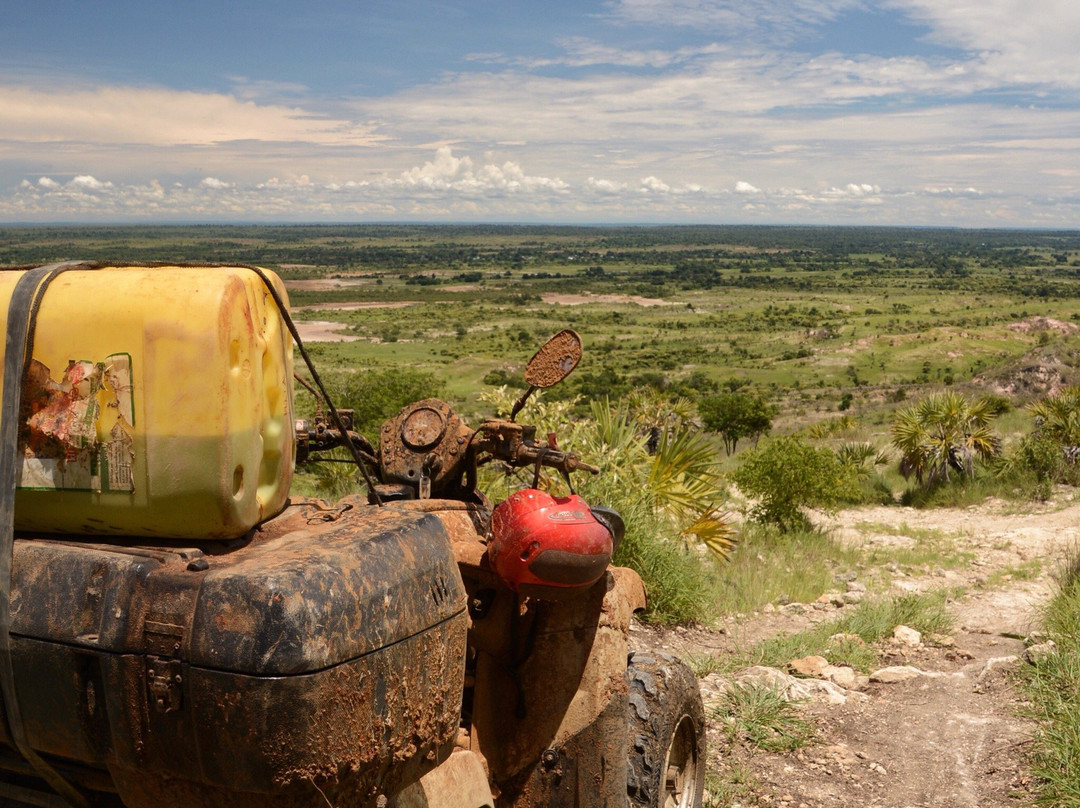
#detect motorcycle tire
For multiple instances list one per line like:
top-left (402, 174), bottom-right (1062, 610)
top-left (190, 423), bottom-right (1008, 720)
top-left (626, 651), bottom-right (706, 808)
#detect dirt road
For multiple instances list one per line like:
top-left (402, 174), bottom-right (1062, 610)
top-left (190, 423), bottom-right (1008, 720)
top-left (643, 495), bottom-right (1080, 807)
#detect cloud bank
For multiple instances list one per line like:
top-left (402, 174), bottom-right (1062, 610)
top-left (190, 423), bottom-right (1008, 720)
top-left (2, 0), bottom-right (1079, 225)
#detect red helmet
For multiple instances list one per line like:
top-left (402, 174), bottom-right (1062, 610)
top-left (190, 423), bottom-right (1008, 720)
top-left (489, 489), bottom-right (613, 599)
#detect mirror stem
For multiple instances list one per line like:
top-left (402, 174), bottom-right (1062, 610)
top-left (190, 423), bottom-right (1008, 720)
top-left (509, 386), bottom-right (536, 422)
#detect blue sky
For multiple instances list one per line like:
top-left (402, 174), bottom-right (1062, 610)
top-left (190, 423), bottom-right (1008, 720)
top-left (2, 0), bottom-right (1079, 226)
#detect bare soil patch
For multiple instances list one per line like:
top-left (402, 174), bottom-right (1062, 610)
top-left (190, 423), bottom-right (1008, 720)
top-left (292, 301), bottom-right (414, 313)
top-left (642, 497), bottom-right (1080, 806)
top-left (292, 321), bottom-right (364, 342)
top-left (283, 278), bottom-right (374, 291)
top-left (540, 292), bottom-right (676, 307)
top-left (1006, 316), bottom-right (1078, 335)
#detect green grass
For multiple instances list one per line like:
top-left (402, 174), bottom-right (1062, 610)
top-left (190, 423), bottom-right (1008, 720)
top-left (732, 591), bottom-right (954, 673)
top-left (704, 764), bottom-right (761, 807)
top-left (1020, 551), bottom-right (1080, 806)
top-left (853, 521), bottom-right (976, 576)
top-left (714, 682), bottom-right (816, 753)
top-left (711, 524), bottom-right (866, 615)
top-left (979, 559), bottom-right (1044, 589)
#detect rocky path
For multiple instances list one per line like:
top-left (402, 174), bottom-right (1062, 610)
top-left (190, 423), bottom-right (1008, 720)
top-left (637, 495), bottom-right (1080, 807)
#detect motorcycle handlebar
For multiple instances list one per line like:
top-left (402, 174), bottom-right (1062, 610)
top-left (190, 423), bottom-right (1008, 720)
top-left (509, 443), bottom-right (599, 476)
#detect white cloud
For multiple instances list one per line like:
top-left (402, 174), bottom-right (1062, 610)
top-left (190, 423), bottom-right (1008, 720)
top-left (641, 176), bottom-right (671, 192)
top-left (586, 177), bottom-right (628, 194)
top-left (825, 183), bottom-right (880, 197)
top-left (894, 0), bottom-right (1080, 87)
top-left (471, 38), bottom-right (724, 69)
top-left (400, 148), bottom-right (474, 188)
top-left (394, 147), bottom-right (567, 195)
top-left (2, 0), bottom-right (1079, 229)
top-left (69, 175), bottom-right (110, 191)
top-left (605, 0), bottom-right (864, 41)
top-left (4, 142), bottom-right (1075, 227)
top-left (0, 85), bottom-right (384, 148)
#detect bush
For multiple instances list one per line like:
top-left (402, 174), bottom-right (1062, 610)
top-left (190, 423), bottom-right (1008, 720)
top-left (609, 494), bottom-right (717, 625)
top-left (731, 436), bottom-right (851, 530)
top-left (296, 367), bottom-right (443, 439)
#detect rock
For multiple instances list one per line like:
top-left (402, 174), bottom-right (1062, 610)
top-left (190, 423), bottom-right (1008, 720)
top-left (829, 632), bottom-right (866, 646)
top-left (1023, 641), bottom-right (1057, 665)
top-left (869, 665), bottom-right (924, 683)
top-left (823, 664), bottom-right (857, 689)
top-left (789, 676), bottom-right (865, 706)
top-left (734, 666), bottom-right (866, 705)
top-left (699, 673), bottom-right (734, 709)
top-left (977, 655), bottom-right (1021, 683)
top-left (789, 655), bottom-right (830, 677)
top-left (736, 665), bottom-right (795, 691)
top-left (893, 625), bottom-right (922, 646)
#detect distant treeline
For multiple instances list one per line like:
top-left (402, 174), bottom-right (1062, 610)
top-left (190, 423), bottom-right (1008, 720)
top-left (2, 223), bottom-right (1079, 271)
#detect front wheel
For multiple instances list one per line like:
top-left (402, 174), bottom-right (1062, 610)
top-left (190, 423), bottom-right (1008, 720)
top-left (626, 651), bottom-right (706, 808)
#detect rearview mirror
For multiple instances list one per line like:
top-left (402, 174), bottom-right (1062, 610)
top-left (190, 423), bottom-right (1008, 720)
top-left (511, 330), bottom-right (582, 421)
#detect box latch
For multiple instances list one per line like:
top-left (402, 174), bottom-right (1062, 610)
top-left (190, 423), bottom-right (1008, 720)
top-left (146, 657), bottom-right (183, 714)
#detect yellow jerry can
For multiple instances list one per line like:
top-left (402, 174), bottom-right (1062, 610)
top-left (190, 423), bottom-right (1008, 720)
top-left (0, 264), bottom-right (294, 539)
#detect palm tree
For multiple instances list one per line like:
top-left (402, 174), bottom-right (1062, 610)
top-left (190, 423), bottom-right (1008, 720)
top-left (1029, 386), bottom-right (1080, 450)
top-left (835, 441), bottom-right (889, 479)
top-left (890, 391), bottom-right (1001, 486)
top-left (570, 398), bottom-right (735, 559)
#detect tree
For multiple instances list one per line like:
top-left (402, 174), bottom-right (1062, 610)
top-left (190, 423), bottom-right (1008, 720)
top-left (889, 391), bottom-right (1001, 486)
top-left (698, 392), bottom-right (776, 455)
top-left (730, 435), bottom-right (849, 530)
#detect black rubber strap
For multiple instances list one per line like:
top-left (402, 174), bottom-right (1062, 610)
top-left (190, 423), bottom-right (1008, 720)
top-left (0, 263), bottom-right (89, 808)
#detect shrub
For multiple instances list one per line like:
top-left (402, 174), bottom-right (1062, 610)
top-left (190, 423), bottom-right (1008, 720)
top-left (731, 435), bottom-right (851, 531)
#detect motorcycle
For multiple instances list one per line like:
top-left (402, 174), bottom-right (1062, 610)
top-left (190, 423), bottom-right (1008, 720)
top-left (0, 264), bottom-right (705, 808)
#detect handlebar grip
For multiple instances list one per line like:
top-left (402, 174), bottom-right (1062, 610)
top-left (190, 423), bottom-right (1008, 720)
top-left (564, 456), bottom-right (600, 475)
top-left (516, 445), bottom-right (598, 475)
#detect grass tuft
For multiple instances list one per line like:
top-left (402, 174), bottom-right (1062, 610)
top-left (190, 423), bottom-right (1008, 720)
top-left (1019, 545), bottom-right (1080, 805)
top-left (733, 591), bottom-right (953, 673)
top-left (714, 682), bottom-right (815, 753)
top-left (711, 523), bottom-right (864, 616)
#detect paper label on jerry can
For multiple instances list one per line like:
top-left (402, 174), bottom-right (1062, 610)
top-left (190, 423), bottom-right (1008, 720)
top-left (18, 352), bottom-right (135, 493)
